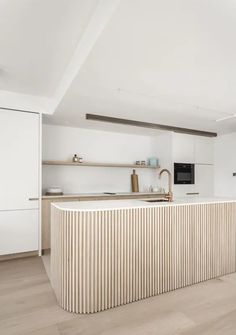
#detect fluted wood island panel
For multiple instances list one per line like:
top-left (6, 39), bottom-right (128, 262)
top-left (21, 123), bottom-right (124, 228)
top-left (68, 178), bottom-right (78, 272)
top-left (51, 201), bottom-right (236, 314)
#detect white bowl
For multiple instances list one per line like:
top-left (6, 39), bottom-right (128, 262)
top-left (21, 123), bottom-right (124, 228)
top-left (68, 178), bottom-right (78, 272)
top-left (47, 187), bottom-right (62, 193)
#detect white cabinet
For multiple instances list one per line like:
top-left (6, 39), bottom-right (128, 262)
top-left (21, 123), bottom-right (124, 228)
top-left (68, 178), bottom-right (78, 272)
top-left (173, 184), bottom-right (195, 198)
top-left (172, 133), bottom-right (214, 164)
top-left (173, 164), bottom-right (214, 198)
top-left (0, 109), bottom-right (40, 255)
top-left (172, 133), bottom-right (195, 163)
top-left (195, 136), bottom-right (214, 165)
top-left (160, 133), bottom-right (214, 198)
top-left (0, 210), bottom-right (38, 255)
top-left (0, 110), bottom-right (39, 210)
top-left (195, 164), bottom-right (214, 197)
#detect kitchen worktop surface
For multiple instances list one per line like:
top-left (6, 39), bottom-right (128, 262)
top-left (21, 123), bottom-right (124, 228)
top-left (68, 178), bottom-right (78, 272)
top-left (52, 197), bottom-right (236, 212)
top-left (42, 192), bottom-right (164, 199)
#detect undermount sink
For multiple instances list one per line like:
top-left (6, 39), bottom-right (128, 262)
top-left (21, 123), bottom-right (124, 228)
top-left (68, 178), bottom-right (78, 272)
top-left (144, 199), bottom-right (169, 203)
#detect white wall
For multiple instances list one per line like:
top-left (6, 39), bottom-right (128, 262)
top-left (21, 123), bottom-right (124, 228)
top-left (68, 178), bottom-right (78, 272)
top-left (42, 124), bottom-right (161, 194)
top-left (150, 132), bottom-right (173, 191)
top-left (43, 124), bottom-right (217, 197)
top-left (214, 132), bottom-right (236, 197)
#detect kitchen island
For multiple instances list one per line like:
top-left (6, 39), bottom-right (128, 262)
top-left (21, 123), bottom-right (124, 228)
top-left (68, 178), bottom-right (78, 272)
top-left (41, 192), bottom-right (167, 250)
top-left (51, 198), bottom-right (236, 314)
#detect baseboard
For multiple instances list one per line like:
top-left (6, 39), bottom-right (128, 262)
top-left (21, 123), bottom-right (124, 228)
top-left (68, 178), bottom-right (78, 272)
top-left (0, 250), bottom-right (38, 262)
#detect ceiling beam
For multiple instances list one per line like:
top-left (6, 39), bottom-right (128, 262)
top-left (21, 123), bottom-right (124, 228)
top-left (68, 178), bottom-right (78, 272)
top-left (52, 0), bottom-right (120, 114)
top-left (86, 114), bottom-right (218, 137)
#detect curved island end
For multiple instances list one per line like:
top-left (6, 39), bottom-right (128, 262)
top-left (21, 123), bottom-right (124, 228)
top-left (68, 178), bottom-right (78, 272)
top-left (50, 198), bottom-right (236, 314)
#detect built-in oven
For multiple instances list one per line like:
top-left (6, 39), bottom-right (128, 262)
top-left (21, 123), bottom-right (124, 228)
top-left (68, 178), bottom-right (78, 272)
top-left (174, 163), bottom-right (195, 184)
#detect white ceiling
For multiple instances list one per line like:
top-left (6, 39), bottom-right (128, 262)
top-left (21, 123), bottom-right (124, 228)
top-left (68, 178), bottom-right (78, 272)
top-left (0, 0), bottom-right (97, 96)
top-left (2, 0), bottom-right (236, 134)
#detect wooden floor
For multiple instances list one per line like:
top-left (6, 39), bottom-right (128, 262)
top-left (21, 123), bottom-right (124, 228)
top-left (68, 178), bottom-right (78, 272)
top-left (1, 257), bottom-right (236, 335)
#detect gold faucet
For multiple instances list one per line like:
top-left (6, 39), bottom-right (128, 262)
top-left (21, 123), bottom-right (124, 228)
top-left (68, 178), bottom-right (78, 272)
top-left (159, 169), bottom-right (173, 202)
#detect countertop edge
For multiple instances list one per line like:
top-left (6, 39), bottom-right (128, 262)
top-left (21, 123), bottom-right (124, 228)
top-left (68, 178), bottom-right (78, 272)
top-left (52, 199), bottom-right (236, 212)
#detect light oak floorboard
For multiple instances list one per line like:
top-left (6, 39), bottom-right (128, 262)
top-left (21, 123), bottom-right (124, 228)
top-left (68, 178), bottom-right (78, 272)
top-left (22, 324), bottom-right (61, 335)
top-left (0, 257), bottom-right (75, 335)
top-left (1, 257), bottom-right (236, 334)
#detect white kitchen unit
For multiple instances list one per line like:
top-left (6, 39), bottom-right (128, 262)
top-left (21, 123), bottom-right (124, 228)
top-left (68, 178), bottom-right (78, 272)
top-left (171, 133), bottom-right (214, 198)
top-left (172, 133), bottom-right (195, 163)
top-left (0, 209), bottom-right (39, 255)
top-left (173, 165), bottom-right (214, 198)
top-left (173, 184), bottom-right (195, 198)
top-left (0, 109), bottom-right (40, 256)
top-left (151, 132), bottom-right (214, 199)
top-left (195, 164), bottom-right (214, 197)
top-left (195, 136), bottom-right (214, 165)
top-left (172, 133), bottom-right (214, 165)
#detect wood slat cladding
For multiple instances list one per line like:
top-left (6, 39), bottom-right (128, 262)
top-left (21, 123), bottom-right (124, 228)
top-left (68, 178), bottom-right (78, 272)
top-left (42, 193), bottom-right (166, 250)
top-left (51, 202), bottom-right (236, 314)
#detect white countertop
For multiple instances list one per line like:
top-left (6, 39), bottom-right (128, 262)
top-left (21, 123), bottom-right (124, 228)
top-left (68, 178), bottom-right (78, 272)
top-left (52, 197), bottom-right (236, 212)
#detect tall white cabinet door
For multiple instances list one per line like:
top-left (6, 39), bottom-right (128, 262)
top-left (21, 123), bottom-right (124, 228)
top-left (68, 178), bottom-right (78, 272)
top-left (195, 165), bottom-right (214, 197)
top-left (0, 110), bottom-right (39, 210)
top-left (172, 133), bottom-right (195, 163)
top-left (0, 209), bottom-right (38, 255)
top-left (195, 136), bottom-right (214, 164)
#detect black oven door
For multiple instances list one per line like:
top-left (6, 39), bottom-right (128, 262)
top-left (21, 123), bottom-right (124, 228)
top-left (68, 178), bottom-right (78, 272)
top-left (174, 163), bottom-right (195, 184)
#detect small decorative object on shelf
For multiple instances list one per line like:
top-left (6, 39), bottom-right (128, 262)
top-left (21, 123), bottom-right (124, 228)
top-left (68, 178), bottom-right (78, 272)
top-left (135, 160), bottom-right (141, 165)
top-left (78, 157), bottom-right (83, 163)
top-left (46, 187), bottom-right (63, 196)
top-left (148, 157), bottom-right (159, 167)
top-left (141, 160), bottom-right (146, 165)
top-left (131, 169), bottom-right (139, 192)
top-left (72, 154), bottom-right (78, 162)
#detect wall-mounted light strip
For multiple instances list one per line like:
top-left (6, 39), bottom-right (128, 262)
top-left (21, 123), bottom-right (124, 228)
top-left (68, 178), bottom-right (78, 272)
top-left (86, 114), bottom-right (217, 137)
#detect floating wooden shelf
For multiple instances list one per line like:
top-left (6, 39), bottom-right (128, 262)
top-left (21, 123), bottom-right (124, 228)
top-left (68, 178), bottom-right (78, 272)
top-left (42, 160), bottom-right (160, 169)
